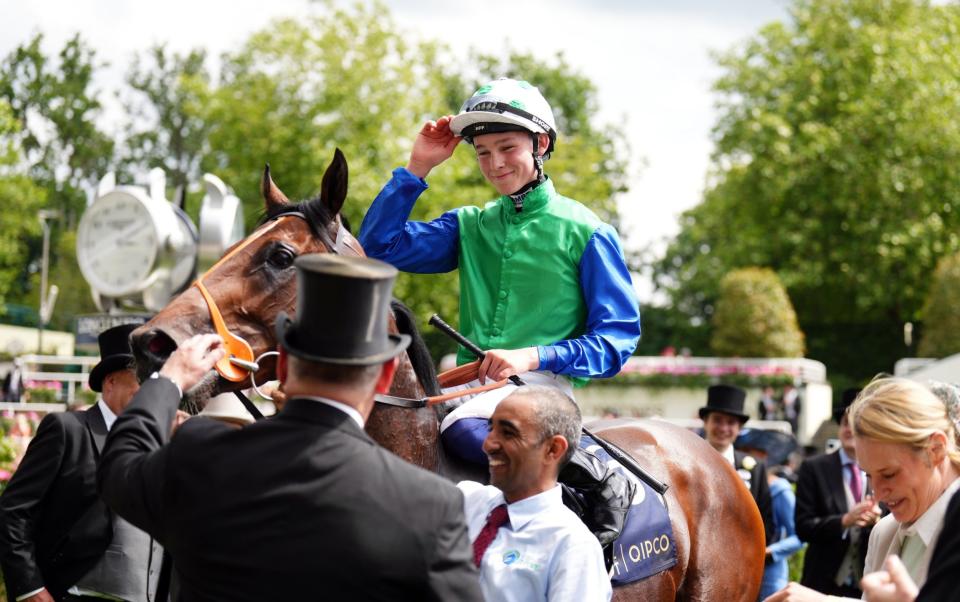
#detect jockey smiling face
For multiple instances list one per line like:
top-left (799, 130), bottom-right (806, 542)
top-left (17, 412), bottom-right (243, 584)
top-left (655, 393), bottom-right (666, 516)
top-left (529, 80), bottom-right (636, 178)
top-left (451, 78), bottom-right (558, 207)
top-left (473, 131), bottom-right (551, 197)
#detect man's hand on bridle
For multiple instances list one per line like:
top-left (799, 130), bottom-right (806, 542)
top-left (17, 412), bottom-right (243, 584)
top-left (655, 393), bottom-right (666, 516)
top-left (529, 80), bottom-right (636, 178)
top-left (160, 334), bottom-right (226, 393)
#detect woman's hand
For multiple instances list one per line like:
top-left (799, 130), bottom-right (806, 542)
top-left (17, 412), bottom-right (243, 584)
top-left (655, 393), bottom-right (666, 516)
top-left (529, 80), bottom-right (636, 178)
top-left (406, 115), bottom-right (461, 178)
top-left (860, 555), bottom-right (919, 602)
top-left (763, 582), bottom-right (828, 602)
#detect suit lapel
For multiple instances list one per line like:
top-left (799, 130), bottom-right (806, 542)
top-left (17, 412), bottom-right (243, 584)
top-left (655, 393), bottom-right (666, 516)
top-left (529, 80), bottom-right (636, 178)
top-left (85, 403), bottom-right (109, 457)
top-left (827, 451), bottom-right (849, 512)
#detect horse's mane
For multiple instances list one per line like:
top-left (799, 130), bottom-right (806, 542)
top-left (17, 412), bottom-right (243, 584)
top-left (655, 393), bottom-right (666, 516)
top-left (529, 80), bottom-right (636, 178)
top-left (390, 300), bottom-right (441, 397)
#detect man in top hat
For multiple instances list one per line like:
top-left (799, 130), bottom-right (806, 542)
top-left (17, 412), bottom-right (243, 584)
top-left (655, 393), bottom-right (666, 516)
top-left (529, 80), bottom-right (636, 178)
top-left (97, 254), bottom-right (482, 601)
top-left (700, 384), bottom-right (775, 547)
top-left (0, 323), bottom-right (162, 602)
top-left (795, 388), bottom-right (881, 597)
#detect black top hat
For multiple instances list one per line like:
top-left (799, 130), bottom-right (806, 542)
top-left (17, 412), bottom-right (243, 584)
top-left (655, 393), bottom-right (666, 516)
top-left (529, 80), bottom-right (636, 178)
top-left (699, 384), bottom-right (749, 423)
top-left (88, 324), bottom-right (138, 392)
top-left (276, 254), bottom-right (411, 365)
top-left (833, 387), bottom-right (862, 423)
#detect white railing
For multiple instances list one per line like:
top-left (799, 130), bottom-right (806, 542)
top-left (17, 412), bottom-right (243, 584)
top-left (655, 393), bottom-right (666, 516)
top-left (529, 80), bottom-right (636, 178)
top-left (10, 354), bottom-right (99, 405)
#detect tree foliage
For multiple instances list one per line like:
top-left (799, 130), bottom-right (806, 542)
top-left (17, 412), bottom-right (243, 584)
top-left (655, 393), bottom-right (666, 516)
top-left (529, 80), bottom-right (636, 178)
top-left (118, 45), bottom-right (212, 195)
top-left (193, 2), bottom-right (629, 355)
top-left (0, 101), bottom-right (45, 308)
top-left (652, 0), bottom-right (960, 378)
top-left (711, 267), bottom-right (805, 357)
top-left (0, 2), bottom-right (629, 353)
top-left (918, 252), bottom-right (960, 358)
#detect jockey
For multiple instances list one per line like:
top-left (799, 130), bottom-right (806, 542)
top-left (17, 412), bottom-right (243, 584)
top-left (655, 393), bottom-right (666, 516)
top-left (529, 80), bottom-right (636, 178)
top-left (359, 77), bottom-right (641, 465)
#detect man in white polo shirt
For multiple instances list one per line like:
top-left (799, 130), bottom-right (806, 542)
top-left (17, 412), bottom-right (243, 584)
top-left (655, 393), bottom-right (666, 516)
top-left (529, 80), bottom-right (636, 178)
top-left (458, 385), bottom-right (611, 601)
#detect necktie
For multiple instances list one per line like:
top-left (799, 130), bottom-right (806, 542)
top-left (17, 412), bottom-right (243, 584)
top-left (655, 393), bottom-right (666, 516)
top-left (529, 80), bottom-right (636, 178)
top-left (848, 463), bottom-right (862, 503)
top-left (473, 504), bottom-right (509, 568)
top-left (900, 533), bottom-right (927, 583)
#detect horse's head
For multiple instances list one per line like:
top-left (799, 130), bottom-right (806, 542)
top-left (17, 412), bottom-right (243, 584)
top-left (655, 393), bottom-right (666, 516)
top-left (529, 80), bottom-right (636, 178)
top-left (131, 149), bottom-right (364, 405)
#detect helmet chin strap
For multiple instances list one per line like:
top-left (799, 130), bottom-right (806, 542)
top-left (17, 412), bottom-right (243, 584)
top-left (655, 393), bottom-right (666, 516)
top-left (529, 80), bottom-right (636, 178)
top-left (507, 133), bottom-right (547, 213)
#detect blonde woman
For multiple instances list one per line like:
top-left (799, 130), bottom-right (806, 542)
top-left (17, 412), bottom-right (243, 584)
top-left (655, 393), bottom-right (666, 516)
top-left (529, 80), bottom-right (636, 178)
top-left (765, 378), bottom-right (960, 602)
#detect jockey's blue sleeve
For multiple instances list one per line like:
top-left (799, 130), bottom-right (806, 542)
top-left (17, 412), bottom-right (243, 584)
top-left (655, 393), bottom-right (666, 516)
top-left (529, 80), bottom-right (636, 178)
top-left (358, 167), bottom-right (460, 273)
top-left (537, 223), bottom-right (642, 378)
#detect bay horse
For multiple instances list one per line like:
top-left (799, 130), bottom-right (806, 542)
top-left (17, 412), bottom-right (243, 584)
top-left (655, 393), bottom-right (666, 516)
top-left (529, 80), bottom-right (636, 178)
top-left (130, 150), bottom-right (765, 601)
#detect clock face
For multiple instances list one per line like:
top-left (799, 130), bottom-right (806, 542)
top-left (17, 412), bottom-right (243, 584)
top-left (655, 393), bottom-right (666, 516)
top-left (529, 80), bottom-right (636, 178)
top-left (77, 191), bottom-right (159, 297)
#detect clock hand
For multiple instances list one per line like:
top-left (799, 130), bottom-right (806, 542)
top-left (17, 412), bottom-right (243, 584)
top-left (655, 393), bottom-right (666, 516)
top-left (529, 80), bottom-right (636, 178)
top-left (87, 222), bottom-right (153, 264)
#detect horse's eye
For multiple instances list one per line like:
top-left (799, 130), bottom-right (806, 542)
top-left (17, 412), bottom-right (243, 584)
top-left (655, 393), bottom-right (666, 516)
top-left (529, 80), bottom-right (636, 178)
top-left (267, 247), bottom-right (296, 269)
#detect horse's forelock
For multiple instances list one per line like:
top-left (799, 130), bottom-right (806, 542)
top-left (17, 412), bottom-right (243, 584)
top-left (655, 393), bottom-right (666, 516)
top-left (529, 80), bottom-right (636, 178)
top-left (259, 196), bottom-right (337, 249)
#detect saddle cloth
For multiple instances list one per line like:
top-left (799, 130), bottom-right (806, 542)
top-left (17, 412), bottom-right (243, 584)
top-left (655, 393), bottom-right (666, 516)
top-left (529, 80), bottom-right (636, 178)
top-left (580, 435), bottom-right (678, 586)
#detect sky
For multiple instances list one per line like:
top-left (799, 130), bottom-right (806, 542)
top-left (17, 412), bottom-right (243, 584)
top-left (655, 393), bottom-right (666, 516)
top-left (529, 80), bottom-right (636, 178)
top-left (0, 0), bottom-right (792, 301)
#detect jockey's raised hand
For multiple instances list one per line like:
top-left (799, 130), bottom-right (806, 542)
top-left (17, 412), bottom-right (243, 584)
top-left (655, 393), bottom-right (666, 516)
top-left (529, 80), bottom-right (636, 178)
top-left (406, 115), bottom-right (461, 179)
top-left (160, 333), bottom-right (225, 393)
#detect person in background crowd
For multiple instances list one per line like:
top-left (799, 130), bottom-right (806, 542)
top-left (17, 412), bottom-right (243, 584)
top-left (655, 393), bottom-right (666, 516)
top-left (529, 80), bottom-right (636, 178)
top-left (782, 384), bottom-right (801, 434)
top-left (793, 388), bottom-right (878, 598)
top-left (458, 385), bottom-right (611, 601)
top-left (0, 324), bottom-right (162, 602)
top-left (700, 384), bottom-right (775, 547)
top-left (97, 255), bottom-right (482, 601)
top-left (765, 378), bottom-right (960, 602)
top-left (736, 428), bottom-right (803, 599)
top-left (759, 385), bottom-right (779, 421)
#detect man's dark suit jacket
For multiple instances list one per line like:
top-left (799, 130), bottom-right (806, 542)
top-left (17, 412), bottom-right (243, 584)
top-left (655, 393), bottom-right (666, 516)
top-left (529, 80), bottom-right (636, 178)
top-left (795, 450), bottom-right (870, 596)
top-left (0, 407), bottom-right (113, 600)
top-left (98, 378), bottom-right (482, 601)
top-left (918, 489), bottom-right (960, 601)
top-left (734, 450), bottom-right (775, 546)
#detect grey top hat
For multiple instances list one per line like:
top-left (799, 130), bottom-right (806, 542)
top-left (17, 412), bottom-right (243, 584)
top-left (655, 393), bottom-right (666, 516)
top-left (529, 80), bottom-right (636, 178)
top-left (275, 254), bottom-right (411, 365)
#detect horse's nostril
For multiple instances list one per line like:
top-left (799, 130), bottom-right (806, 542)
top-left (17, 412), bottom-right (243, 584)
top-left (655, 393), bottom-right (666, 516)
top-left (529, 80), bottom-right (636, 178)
top-left (137, 330), bottom-right (178, 360)
top-left (148, 336), bottom-right (168, 356)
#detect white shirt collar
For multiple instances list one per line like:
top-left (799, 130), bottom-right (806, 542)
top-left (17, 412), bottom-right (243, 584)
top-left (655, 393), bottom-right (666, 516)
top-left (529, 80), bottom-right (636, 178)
top-left (838, 447), bottom-right (855, 466)
top-left (300, 396), bottom-right (365, 429)
top-left (899, 476), bottom-right (960, 547)
top-left (505, 484), bottom-right (563, 531)
top-left (97, 399), bottom-right (118, 432)
top-left (720, 444), bottom-right (735, 466)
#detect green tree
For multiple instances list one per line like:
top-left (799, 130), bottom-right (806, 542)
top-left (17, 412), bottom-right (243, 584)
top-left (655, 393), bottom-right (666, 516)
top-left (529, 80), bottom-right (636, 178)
top-left (652, 0), bottom-right (960, 379)
top-left (118, 44), bottom-right (212, 198)
top-left (0, 33), bottom-right (113, 224)
top-left (192, 2), bottom-right (630, 357)
top-left (711, 268), bottom-right (805, 357)
top-left (918, 253), bottom-right (960, 358)
top-left (0, 101), bottom-right (45, 308)
top-left (0, 33), bottom-right (113, 325)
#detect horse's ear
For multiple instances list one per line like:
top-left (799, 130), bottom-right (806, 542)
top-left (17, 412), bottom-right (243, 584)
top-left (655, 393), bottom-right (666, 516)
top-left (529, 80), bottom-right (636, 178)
top-left (320, 148), bottom-right (348, 216)
top-left (261, 164), bottom-right (290, 211)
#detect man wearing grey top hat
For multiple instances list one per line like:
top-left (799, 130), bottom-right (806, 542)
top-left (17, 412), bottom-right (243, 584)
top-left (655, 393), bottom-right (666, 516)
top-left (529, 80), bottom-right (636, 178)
top-left (98, 254), bottom-right (481, 601)
top-left (0, 324), bottom-right (162, 602)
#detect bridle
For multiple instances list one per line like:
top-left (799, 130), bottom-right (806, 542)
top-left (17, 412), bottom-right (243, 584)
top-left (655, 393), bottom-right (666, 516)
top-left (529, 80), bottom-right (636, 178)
top-left (192, 211), bottom-right (359, 405)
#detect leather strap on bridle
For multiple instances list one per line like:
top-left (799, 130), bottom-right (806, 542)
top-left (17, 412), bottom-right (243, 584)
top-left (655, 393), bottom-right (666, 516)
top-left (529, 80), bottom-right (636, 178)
top-left (193, 216), bottom-right (294, 382)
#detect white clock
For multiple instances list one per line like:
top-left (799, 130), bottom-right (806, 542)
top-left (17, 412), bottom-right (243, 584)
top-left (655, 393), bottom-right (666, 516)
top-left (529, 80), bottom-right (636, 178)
top-left (77, 169), bottom-right (198, 312)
